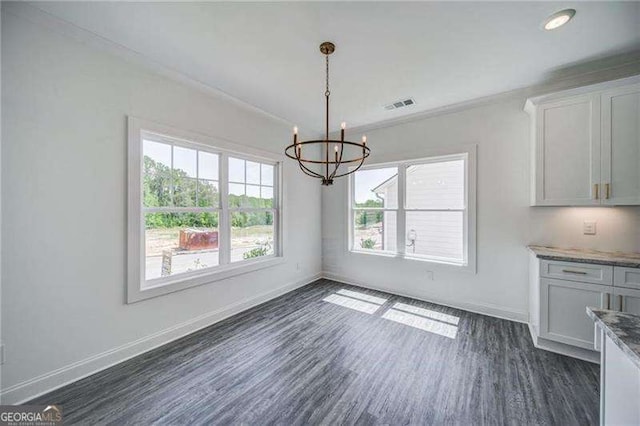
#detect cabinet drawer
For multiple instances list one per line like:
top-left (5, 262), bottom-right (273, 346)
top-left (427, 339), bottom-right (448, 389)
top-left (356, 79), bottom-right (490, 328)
top-left (614, 267), bottom-right (640, 290)
top-left (540, 260), bottom-right (613, 285)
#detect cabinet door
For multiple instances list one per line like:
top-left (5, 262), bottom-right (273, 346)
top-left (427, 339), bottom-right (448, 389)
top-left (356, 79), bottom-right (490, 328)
top-left (601, 83), bottom-right (640, 205)
top-left (540, 278), bottom-right (610, 348)
top-left (613, 287), bottom-right (640, 315)
top-left (535, 94), bottom-right (601, 206)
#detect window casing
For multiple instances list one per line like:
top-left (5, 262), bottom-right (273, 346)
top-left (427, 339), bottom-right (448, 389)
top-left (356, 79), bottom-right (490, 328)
top-left (349, 147), bottom-right (476, 271)
top-left (128, 118), bottom-right (283, 303)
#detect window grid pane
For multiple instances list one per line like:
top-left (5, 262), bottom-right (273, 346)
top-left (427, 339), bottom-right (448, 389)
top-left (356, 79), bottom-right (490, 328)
top-left (144, 212), bottom-right (219, 283)
top-left (353, 210), bottom-right (397, 253)
top-left (406, 160), bottom-right (465, 210)
top-left (405, 211), bottom-right (464, 263)
top-left (353, 167), bottom-right (398, 209)
top-left (230, 210), bottom-right (275, 263)
top-left (228, 157), bottom-right (275, 209)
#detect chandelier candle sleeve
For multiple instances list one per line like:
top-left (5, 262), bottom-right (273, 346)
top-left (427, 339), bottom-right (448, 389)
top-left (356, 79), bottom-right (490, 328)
top-left (284, 41), bottom-right (371, 186)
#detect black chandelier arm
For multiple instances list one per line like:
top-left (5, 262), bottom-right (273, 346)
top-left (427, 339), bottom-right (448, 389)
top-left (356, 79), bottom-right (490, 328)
top-left (329, 142), bottom-right (345, 180)
top-left (297, 161), bottom-right (324, 179)
top-left (331, 151), bottom-right (370, 178)
top-left (291, 144), bottom-right (325, 179)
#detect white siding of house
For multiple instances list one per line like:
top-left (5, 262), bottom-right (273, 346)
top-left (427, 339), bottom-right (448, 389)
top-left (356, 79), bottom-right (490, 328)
top-left (405, 211), bottom-right (463, 261)
top-left (383, 211), bottom-right (397, 252)
top-left (406, 160), bottom-right (464, 209)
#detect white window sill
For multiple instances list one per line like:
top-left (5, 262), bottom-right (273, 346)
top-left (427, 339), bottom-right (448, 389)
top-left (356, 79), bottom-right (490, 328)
top-left (127, 256), bottom-right (285, 303)
top-left (349, 249), bottom-right (475, 273)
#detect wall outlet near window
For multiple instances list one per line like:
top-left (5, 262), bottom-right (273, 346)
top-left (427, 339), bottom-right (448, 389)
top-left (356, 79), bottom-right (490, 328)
top-left (583, 220), bottom-right (597, 235)
top-left (426, 271), bottom-right (434, 280)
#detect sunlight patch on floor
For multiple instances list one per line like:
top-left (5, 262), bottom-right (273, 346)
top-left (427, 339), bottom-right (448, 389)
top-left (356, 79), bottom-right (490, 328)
top-left (392, 302), bottom-right (460, 325)
top-left (323, 294), bottom-right (382, 314)
top-left (382, 309), bottom-right (458, 339)
top-left (337, 289), bottom-right (388, 305)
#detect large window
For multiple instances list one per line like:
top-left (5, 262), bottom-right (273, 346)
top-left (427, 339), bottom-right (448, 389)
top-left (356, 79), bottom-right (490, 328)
top-left (128, 118), bottom-right (282, 302)
top-left (349, 148), bottom-right (476, 270)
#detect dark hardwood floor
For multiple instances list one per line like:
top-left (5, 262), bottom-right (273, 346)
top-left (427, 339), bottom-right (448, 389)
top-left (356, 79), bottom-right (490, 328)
top-left (31, 279), bottom-right (599, 425)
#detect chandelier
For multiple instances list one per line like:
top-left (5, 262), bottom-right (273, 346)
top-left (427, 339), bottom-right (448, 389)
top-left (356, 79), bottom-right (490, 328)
top-left (285, 42), bottom-right (371, 186)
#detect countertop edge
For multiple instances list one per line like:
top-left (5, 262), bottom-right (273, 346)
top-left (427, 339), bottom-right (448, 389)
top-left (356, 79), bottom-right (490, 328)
top-left (587, 307), bottom-right (640, 370)
top-left (528, 246), bottom-right (640, 268)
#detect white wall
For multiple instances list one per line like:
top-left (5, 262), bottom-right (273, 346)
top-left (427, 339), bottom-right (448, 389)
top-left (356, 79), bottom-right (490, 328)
top-left (0, 5), bottom-right (3, 402)
top-left (322, 96), bottom-right (640, 322)
top-left (1, 10), bottom-right (321, 403)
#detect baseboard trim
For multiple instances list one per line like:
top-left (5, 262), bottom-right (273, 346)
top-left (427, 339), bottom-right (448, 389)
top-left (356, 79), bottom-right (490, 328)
top-left (528, 323), bottom-right (599, 364)
top-left (531, 334), bottom-right (600, 364)
top-left (321, 272), bottom-right (528, 323)
top-left (1, 273), bottom-right (321, 405)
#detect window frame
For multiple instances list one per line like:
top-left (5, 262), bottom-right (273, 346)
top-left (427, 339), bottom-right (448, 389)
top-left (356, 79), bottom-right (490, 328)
top-left (348, 145), bottom-right (476, 272)
top-left (128, 117), bottom-right (284, 303)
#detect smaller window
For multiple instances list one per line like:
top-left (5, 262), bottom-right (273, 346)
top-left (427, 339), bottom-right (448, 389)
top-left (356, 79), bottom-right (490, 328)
top-left (349, 147), bottom-right (476, 271)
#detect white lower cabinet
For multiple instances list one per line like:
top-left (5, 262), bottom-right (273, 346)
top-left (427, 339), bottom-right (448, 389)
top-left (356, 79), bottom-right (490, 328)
top-left (613, 287), bottom-right (640, 316)
top-left (540, 278), bottom-right (610, 349)
top-left (532, 255), bottom-right (640, 360)
top-left (601, 333), bottom-right (640, 425)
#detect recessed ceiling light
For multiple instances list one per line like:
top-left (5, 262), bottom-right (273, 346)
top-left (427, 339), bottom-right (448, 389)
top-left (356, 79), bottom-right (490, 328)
top-left (543, 9), bottom-right (576, 31)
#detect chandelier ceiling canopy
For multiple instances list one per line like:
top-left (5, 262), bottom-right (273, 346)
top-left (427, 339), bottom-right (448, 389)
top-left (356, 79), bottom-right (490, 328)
top-left (285, 42), bottom-right (370, 186)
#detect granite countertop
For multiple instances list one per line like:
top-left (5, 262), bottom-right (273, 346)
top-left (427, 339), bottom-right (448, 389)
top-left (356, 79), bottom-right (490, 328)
top-left (528, 245), bottom-right (640, 268)
top-left (587, 307), bottom-right (640, 369)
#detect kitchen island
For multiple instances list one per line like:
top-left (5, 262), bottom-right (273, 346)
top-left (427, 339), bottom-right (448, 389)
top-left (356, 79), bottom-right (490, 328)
top-left (588, 307), bottom-right (640, 425)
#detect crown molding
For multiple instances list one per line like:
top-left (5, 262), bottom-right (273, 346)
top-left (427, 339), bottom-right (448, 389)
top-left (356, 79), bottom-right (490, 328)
top-left (2, 2), bottom-right (294, 128)
top-left (344, 56), bottom-right (640, 135)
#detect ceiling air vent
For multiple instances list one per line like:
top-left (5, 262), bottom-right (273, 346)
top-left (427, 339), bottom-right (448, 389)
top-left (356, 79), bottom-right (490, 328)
top-left (384, 98), bottom-right (416, 111)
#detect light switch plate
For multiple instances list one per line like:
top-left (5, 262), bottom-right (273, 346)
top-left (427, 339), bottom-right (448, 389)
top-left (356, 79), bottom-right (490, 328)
top-left (583, 220), bottom-right (597, 235)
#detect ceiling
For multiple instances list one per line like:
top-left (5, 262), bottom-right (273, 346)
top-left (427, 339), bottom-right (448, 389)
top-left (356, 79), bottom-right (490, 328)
top-left (27, 1), bottom-right (640, 134)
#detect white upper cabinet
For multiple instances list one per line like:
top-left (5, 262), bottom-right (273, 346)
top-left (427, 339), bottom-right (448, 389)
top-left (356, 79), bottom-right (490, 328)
top-left (526, 77), bottom-right (640, 206)
top-left (601, 83), bottom-right (640, 205)
top-left (535, 94), bottom-right (601, 205)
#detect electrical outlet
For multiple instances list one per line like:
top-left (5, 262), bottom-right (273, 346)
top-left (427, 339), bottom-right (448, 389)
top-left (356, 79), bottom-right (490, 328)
top-left (426, 271), bottom-right (434, 281)
top-left (583, 220), bottom-right (597, 235)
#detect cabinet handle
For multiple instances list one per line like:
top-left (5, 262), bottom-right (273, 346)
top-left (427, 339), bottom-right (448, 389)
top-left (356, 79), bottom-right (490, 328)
top-left (605, 183), bottom-right (610, 200)
top-left (594, 183), bottom-right (599, 200)
top-left (619, 295), bottom-right (624, 312)
top-left (562, 269), bottom-right (587, 275)
top-left (606, 293), bottom-right (611, 310)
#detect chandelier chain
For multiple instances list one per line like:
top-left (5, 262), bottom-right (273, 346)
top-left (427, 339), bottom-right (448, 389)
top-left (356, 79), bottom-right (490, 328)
top-left (325, 54), bottom-right (330, 97)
